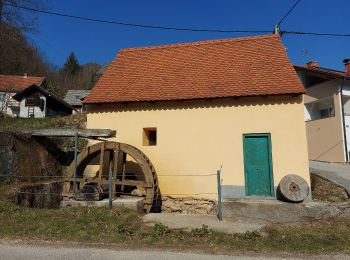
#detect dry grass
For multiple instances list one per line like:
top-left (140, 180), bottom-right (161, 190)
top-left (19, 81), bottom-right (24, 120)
top-left (1, 185), bottom-right (350, 255)
top-left (0, 113), bottom-right (86, 131)
top-left (311, 174), bottom-right (349, 202)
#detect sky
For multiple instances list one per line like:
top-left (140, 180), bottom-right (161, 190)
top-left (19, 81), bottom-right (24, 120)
top-left (24, 0), bottom-right (350, 71)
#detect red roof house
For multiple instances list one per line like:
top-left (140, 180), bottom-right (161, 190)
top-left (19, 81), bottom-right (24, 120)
top-left (84, 34), bottom-right (311, 204)
top-left (0, 74), bottom-right (46, 117)
top-left (84, 34), bottom-right (304, 104)
top-left (295, 60), bottom-right (350, 163)
top-left (0, 75), bottom-right (46, 93)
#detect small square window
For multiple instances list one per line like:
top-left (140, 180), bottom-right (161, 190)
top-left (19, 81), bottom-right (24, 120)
top-left (143, 128), bottom-right (157, 146)
top-left (320, 107), bottom-right (335, 119)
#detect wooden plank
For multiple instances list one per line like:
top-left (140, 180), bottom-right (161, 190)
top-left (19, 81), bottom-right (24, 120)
top-left (68, 177), bottom-right (147, 187)
top-left (121, 153), bottom-right (127, 192)
top-left (116, 179), bottom-right (147, 187)
top-left (102, 150), bottom-right (111, 177)
top-left (21, 128), bottom-right (116, 138)
top-left (98, 142), bottom-right (105, 188)
top-left (112, 143), bottom-right (120, 198)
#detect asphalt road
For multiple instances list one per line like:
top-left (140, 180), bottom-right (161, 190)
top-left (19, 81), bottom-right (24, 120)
top-left (0, 243), bottom-right (349, 260)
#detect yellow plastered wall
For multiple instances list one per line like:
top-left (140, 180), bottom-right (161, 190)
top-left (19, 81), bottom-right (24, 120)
top-left (86, 95), bottom-right (310, 199)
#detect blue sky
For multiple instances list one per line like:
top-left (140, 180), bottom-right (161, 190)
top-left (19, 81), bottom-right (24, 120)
top-left (28, 0), bottom-right (349, 70)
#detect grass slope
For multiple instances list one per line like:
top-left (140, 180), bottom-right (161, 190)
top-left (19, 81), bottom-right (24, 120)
top-left (0, 113), bottom-right (86, 131)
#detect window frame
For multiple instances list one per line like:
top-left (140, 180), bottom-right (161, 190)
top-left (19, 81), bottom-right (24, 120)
top-left (143, 127), bottom-right (157, 146)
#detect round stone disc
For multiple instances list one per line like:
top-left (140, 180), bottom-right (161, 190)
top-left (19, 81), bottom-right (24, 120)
top-left (278, 174), bottom-right (310, 203)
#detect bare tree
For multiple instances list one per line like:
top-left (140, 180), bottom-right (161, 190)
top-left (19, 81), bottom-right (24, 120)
top-left (0, 0), bottom-right (50, 76)
top-left (0, 0), bottom-right (47, 34)
top-left (0, 86), bottom-right (16, 117)
top-left (0, 2), bottom-right (101, 98)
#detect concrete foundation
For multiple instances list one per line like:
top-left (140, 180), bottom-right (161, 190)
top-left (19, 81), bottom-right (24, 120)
top-left (60, 197), bottom-right (144, 213)
top-left (143, 213), bottom-right (266, 234)
top-left (222, 198), bottom-right (350, 223)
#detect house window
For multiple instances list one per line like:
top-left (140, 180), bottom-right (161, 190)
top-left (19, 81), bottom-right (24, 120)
top-left (25, 93), bottom-right (40, 106)
top-left (320, 107), bottom-right (335, 119)
top-left (39, 99), bottom-right (45, 111)
top-left (305, 97), bottom-right (335, 121)
top-left (143, 128), bottom-right (157, 146)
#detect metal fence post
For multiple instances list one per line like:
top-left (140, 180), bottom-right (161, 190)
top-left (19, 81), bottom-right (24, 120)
top-left (109, 170), bottom-right (113, 209)
top-left (73, 131), bottom-right (78, 197)
top-left (217, 169), bottom-right (223, 221)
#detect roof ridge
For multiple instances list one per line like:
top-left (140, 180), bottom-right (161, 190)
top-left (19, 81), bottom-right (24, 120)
top-left (313, 67), bottom-right (345, 74)
top-left (294, 65), bottom-right (345, 73)
top-left (120, 34), bottom-right (278, 53)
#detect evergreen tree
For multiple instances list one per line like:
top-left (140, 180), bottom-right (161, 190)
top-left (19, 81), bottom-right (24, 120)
top-left (63, 52), bottom-right (80, 75)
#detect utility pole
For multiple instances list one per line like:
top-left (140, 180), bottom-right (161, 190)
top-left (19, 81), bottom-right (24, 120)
top-left (273, 24), bottom-right (280, 35)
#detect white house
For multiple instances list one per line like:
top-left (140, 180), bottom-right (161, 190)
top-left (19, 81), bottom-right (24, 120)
top-left (0, 74), bottom-right (46, 117)
top-left (12, 85), bottom-right (75, 118)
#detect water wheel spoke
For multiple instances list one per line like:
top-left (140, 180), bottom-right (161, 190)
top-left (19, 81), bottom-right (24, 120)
top-left (64, 141), bottom-right (160, 213)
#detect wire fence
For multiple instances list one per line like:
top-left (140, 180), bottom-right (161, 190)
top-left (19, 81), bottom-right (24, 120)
top-left (0, 173), bottom-right (219, 196)
top-left (0, 169), bottom-right (223, 220)
top-left (0, 173), bottom-right (217, 178)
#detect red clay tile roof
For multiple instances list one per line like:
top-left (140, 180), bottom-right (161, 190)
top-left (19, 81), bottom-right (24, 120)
top-left (84, 34), bottom-right (305, 104)
top-left (294, 65), bottom-right (350, 79)
top-left (0, 75), bottom-right (45, 92)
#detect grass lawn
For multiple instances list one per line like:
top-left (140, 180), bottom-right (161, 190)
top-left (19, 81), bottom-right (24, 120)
top-left (1, 186), bottom-right (350, 256)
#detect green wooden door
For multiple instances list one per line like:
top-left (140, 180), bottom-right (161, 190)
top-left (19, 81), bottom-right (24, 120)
top-left (243, 134), bottom-right (274, 196)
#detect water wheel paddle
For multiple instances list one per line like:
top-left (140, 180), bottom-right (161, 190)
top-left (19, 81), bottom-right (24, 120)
top-left (62, 141), bottom-right (161, 213)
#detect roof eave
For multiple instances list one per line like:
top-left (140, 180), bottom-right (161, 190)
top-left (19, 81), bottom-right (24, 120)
top-left (83, 92), bottom-right (305, 105)
top-left (294, 65), bottom-right (350, 80)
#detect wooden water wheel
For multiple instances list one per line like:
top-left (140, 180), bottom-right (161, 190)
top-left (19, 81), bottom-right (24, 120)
top-left (62, 141), bottom-right (161, 213)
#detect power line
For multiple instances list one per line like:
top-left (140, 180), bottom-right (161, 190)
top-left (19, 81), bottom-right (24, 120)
top-left (277, 0), bottom-right (303, 27)
top-left (4, 1), bottom-right (350, 38)
top-left (3, 2), bottom-right (270, 34)
top-left (283, 31), bottom-right (350, 37)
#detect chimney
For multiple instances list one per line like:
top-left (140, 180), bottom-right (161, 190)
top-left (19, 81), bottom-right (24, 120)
top-left (23, 73), bottom-right (28, 78)
top-left (343, 59), bottom-right (350, 76)
top-left (306, 61), bottom-right (319, 68)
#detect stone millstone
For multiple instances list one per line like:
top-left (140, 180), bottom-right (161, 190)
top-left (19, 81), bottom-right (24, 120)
top-left (278, 174), bottom-right (310, 203)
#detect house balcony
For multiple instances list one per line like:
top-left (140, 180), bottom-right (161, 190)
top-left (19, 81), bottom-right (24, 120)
top-left (304, 97), bottom-right (335, 122)
top-left (8, 99), bottom-right (20, 107)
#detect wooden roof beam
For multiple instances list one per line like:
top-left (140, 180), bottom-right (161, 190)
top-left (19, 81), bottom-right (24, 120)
top-left (21, 128), bottom-right (116, 138)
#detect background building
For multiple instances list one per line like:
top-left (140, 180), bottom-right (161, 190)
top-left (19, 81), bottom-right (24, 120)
top-left (295, 60), bottom-right (350, 163)
top-left (0, 75), bottom-right (45, 117)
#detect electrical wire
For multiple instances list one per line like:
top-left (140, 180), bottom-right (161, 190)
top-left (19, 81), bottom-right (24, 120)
top-left (277, 0), bottom-right (303, 26)
top-left (282, 31), bottom-right (350, 37)
top-left (3, 1), bottom-right (270, 34)
top-left (5, 1), bottom-right (350, 38)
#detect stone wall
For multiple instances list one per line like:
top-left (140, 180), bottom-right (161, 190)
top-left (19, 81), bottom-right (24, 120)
top-left (7, 181), bottom-right (63, 208)
top-left (0, 132), bottom-right (68, 208)
top-left (0, 132), bottom-right (66, 179)
top-left (161, 196), bottom-right (217, 214)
